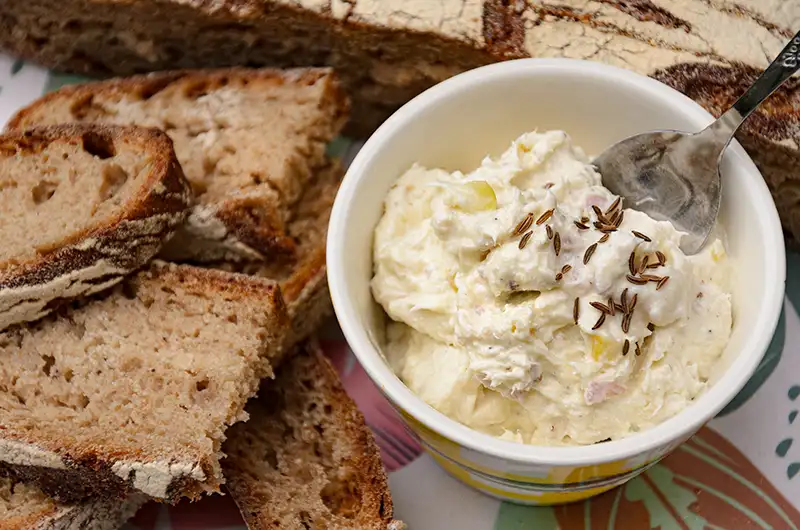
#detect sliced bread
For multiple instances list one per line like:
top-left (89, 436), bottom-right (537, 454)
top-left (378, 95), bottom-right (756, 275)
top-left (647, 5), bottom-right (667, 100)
top-left (7, 68), bottom-right (349, 263)
top-left (0, 261), bottom-right (288, 504)
top-left (223, 341), bottom-right (402, 530)
top-left (216, 159), bottom-right (342, 349)
top-left (0, 124), bottom-right (191, 332)
top-left (0, 476), bottom-right (145, 530)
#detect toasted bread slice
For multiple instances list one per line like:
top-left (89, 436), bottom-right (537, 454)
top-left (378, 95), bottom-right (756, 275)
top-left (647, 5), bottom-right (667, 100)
top-left (0, 476), bottom-right (144, 530)
top-left (216, 160), bottom-right (342, 349)
top-left (0, 124), bottom-right (191, 332)
top-left (7, 68), bottom-right (349, 263)
top-left (0, 261), bottom-right (288, 504)
top-left (223, 341), bottom-right (402, 530)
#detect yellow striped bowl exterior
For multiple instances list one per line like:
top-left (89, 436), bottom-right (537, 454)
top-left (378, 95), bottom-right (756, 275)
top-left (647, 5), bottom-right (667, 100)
top-left (396, 409), bottom-right (691, 505)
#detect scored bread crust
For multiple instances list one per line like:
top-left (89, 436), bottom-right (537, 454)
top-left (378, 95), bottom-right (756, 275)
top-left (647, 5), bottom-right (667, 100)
top-left (223, 341), bottom-right (401, 530)
top-left (0, 124), bottom-right (192, 331)
top-left (6, 67), bottom-right (350, 263)
top-left (0, 261), bottom-right (289, 505)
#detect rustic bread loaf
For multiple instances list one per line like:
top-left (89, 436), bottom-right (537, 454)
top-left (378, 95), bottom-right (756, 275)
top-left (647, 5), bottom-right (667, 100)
top-left (223, 341), bottom-right (402, 530)
top-left (7, 68), bottom-right (349, 262)
top-left (0, 476), bottom-right (145, 530)
top-left (2, 1), bottom-right (799, 240)
top-left (216, 159), bottom-right (342, 349)
top-left (0, 124), bottom-right (190, 332)
top-left (0, 261), bottom-right (288, 504)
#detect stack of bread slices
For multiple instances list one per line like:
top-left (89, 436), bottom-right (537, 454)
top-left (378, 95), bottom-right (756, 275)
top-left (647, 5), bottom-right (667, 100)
top-left (0, 68), bottom-right (401, 529)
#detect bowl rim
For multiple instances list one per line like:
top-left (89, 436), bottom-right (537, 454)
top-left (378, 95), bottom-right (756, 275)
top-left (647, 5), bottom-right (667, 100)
top-left (327, 58), bottom-right (786, 467)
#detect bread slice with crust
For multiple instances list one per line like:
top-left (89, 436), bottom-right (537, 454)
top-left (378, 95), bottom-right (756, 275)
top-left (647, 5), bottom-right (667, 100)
top-left (0, 261), bottom-right (288, 504)
top-left (7, 68), bottom-right (349, 263)
top-left (223, 341), bottom-right (403, 530)
top-left (0, 124), bottom-right (191, 332)
top-left (0, 476), bottom-right (145, 530)
top-left (216, 159), bottom-right (342, 349)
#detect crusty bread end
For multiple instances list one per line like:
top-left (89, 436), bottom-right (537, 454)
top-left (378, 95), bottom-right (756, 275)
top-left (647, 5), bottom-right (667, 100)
top-left (0, 261), bottom-right (288, 504)
top-left (223, 341), bottom-right (401, 530)
top-left (0, 124), bottom-right (192, 331)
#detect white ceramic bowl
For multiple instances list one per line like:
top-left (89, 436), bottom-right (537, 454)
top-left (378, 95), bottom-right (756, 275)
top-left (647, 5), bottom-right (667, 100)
top-left (327, 59), bottom-right (786, 505)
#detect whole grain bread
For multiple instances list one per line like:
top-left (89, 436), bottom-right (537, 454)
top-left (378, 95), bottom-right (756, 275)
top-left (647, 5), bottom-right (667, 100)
top-left (2, 1), bottom-right (800, 241)
top-left (0, 261), bottom-right (288, 504)
top-left (0, 124), bottom-right (190, 332)
top-left (0, 476), bottom-right (145, 530)
top-left (216, 159), bottom-right (342, 349)
top-left (7, 68), bottom-right (349, 263)
top-left (223, 341), bottom-right (402, 530)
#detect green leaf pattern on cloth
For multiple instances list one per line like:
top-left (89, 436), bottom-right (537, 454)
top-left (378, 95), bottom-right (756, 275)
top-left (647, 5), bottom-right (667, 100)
top-left (623, 466), bottom-right (711, 530)
top-left (494, 428), bottom-right (800, 529)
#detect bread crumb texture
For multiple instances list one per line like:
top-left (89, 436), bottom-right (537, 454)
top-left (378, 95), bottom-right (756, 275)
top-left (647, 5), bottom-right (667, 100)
top-left (0, 125), bottom-right (191, 331)
top-left (9, 68), bottom-right (348, 262)
top-left (0, 262), bottom-right (287, 501)
top-left (223, 343), bottom-right (397, 530)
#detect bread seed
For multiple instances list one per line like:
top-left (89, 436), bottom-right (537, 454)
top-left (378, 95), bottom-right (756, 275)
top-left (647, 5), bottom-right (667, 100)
top-left (590, 301), bottom-right (612, 314)
top-left (519, 230), bottom-right (533, 250)
top-left (592, 313), bottom-right (606, 330)
top-left (598, 233), bottom-right (610, 243)
top-left (573, 297), bottom-right (580, 325)
top-left (623, 339), bottom-right (630, 356)
top-left (656, 251), bottom-right (666, 265)
top-left (513, 213), bottom-right (534, 236)
top-left (605, 197), bottom-right (621, 215)
top-left (574, 220), bottom-right (589, 230)
top-left (640, 274), bottom-right (662, 282)
top-left (583, 243), bottom-right (597, 265)
top-left (632, 230), bottom-right (652, 242)
top-left (546, 225), bottom-right (554, 239)
top-left (657, 276), bottom-right (670, 290)
top-left (626, 274), bottom-right (648, 285)
top-left (628, 252), bottom-right (636, 275)
top-left (554, 232), bottom-right (561, 256)
top-left (536, 208), bottom-right (554, 225)
top-left (621, 313), bottom-right (632, 334)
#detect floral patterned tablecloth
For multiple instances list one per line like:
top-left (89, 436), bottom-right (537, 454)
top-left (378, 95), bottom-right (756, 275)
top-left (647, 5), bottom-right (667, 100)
top-left (1, 55), bottom-right (799, 530)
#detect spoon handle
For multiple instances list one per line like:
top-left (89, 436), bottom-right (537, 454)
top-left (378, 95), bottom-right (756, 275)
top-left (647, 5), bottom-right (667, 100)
top-left (710, 31), bottom-right (800, 139)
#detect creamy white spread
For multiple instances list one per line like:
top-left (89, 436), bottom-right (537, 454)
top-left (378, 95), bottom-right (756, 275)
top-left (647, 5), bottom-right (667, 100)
top-left (371, 131), bottom-right (733, 446)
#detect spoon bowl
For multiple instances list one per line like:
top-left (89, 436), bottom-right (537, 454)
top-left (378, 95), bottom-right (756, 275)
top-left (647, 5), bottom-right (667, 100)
top-left (593, 128), bottom-right (722, 255)
top-left (593, 31), bottom-right (799, 255)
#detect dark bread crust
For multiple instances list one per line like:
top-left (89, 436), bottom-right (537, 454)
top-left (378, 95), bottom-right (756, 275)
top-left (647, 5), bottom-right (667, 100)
top-left (7, 67), bottom-right (350, 263)
top-left (0, 124), bottom-right (192, 330)
top-left (0, 261), bottom-right (289, 505)
top-left (213, 160), bottom-right (342, 350)
top-left (223, 341), bottom-right (397, 530)
top-left (0, 475), bottom-right (145, 530)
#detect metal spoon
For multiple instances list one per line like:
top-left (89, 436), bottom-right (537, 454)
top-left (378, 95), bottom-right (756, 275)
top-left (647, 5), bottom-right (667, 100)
top-left (593, 31), bottom-right (800, 255)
